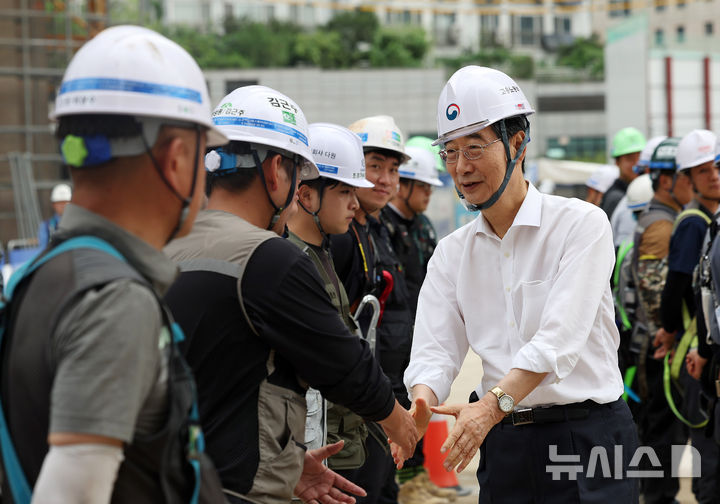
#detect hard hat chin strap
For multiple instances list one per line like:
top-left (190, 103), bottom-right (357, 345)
top-left (142, 124), bottom-right (203, 245)
top-left (404, 180), bottom-right (417, 216)
top-left (668, 173), bottom-right (686, 208)
top-left (252, 150), bottom-right (298, 231)
top-left (298, 180), bottom-right (329, 238)
top-left (461, 119), bottom-right (530, 212)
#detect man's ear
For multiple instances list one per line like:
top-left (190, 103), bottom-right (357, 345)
top-left (297, 184), bottom-right (315, 208)
top-left (154, 134), bottom-right (191, 195)
top-left (263, 153), bottom-right (285, 192)
top-left (510, 130), bottom-right (527, 161)
top-left (397, 181), bottom-right (411, 199)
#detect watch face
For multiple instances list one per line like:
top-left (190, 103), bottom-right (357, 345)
top-left (499, 395), bottom-right (514, 413)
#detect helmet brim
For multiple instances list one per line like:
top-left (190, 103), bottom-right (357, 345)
top-left (207, 126), bottom-right (229, 148)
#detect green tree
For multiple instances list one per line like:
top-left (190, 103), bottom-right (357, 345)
top-left (369, 27), bottom-right (428, 67)
top-left (222, 17), bottom-right (300, 67)
top-left (294, 31), bottom-right (347, 68)
top-left (441, 48), bottom-right (534, 79)
top-left (556, 35), bottom-right (604, 79)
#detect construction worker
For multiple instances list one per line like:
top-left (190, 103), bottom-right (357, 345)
top-left (613, 173), bottom-right (654, 382)
top-left (656, 129), bottom-right (720, 503)
top-left (404, 66), bottom-right (639, 501)
top-left (630, 137), bottom-right (691, 504)
top-left (693, 140), bottom-right (720, 450)
top-left (0, 25), bottom-right (228, 503)
top-left (383, 145), bottom-right (443, 313)
top-left (163, 87), bottom-right (418, 504)
top-left (601, 126), bottom-right (647, 218)
top-left (610, 136), bottom-right (666, 247)
top-left (585, 164), bottom-right (619, 206)
top-left (37, 183), bottom-right (72, 248)
top-left (286, 122), bottom-right (374, 469)
top-left (329, 115), bottom-right (416, 503)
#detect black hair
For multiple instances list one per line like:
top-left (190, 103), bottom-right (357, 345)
top-left (55, 114), bottom-right (144, 140)
top-left (363, 147), bottom-right (403, 164)
top-left (490, 115), bottom-right (529, 174)
top-left (205, 140), bottom-right (294, 196)
top-left (649, 169), bottom-right (678, 192)
top-left (301, 177), bottom-right (340, 194)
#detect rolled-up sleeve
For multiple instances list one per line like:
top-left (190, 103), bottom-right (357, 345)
top-left (511, 208), bottom-right (615, 381)
top-left (404, 240), bottom-right (469, 404)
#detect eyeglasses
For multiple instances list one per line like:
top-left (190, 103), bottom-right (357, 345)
top-left (440, 139), bottom-right (501, 165)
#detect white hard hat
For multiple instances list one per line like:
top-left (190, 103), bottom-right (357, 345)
top-left (308, 123), bottom-right (373, 188)
top-left (50, 183), bottom-right (72, 203)
top-left (585, 165), bottom-right (619, 193)
top-left (53, 25), bottom-right (226, 148)
top-left (399, 146), bottom-right (443, 187)
top-left (434, 66), bottom-right (535, 146)
top-left (210, 85), bottom-right (319, 180)
top-left (636, 136), bottom-right (667, 170)
top-left (676, 129), bottom-right (717, 171)
top-left (347, 116), bottom-right (410, 164)
top-left (626, 174), bottom-right (653, 212)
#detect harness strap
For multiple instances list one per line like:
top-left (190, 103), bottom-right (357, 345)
top-left (0, 236), bottom-right (125, 504)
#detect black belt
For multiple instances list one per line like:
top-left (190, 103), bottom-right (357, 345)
top-left (499, 400), bottom-right (600, 426)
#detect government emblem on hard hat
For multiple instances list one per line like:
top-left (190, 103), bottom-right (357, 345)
top-left (446, 104), bottom-right (460, 121)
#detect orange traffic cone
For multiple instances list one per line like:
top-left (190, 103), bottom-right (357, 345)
top-left (422, 411), bottom-right (460, 488)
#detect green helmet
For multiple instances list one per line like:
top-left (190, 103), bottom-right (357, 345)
top-left (612, 127), bottom-right (646, 158)
top-left (648, 137), bottom-right (680, 172)
top-left (406, 135), bottom-right (445, 172)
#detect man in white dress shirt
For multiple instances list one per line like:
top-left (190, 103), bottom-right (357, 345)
top-left (403, 66), bottom-right (639, 502)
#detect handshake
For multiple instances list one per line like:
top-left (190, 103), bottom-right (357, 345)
top-left (379, 397), bottom-right (433, 468)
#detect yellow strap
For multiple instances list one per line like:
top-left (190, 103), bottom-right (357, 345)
top-left (671, 318), bottom-right (696, 381)
top-left (664, 353), bottom-right (708, 429)
top-left (671, 301), bottom-right (695, 381)
top-left (672, 208), bottom-right (712, 233)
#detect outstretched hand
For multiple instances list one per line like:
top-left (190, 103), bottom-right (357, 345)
top-left (378, 399), bottom-right (418, 469)
top-left (431, 398), bottom-right (504, 474)
top-left (389, 397), bottom-right (432, 466)
top-left (294, 441), bottom-right (367, 504)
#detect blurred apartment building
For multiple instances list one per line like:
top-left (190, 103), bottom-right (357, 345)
top-left (0, 0), bottom-right (718, 245)
top-left (162, 0), bottom-right (719, 56)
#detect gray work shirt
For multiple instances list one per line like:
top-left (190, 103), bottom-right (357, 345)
top-left (49, 204), bottom-right (177, 442)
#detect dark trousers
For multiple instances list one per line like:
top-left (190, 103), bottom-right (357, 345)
top-left (682, 374), bottom-right (720, 504)
top-left (635, 357), bottom-right (687, 504)
top-left (477, 399), bottom-right (639, 504)
top-left (337, 436), bottom-right (398, 504)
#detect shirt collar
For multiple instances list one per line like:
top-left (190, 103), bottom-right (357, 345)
top-left (386, 203), bottom-right (414, 224)
top-left (55, 204), bottom-right (178, 296)
top-left (474, 182), bottom-right (542, 237)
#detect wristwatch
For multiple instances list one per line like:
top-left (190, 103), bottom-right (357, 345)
top-left (490, 386), bottom-right (515, 414)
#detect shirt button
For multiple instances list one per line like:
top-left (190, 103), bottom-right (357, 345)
top-left (510, 321), bottom-right (515, 328)
top-left (505, 287), bottom-right (510, 292)
top-left (504, 252), bottom-right (510, 258)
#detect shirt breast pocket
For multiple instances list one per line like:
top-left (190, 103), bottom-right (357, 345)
top-left (514, 279), bottom-right (552, 342)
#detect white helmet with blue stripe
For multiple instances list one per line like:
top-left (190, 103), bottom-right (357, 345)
top-left (308, 123), bottom-right (373, 188)
top-left (399, 146), bottom-right (443, 187)
top-left (208, 85), bottom-right (319, 180)
top-left (53, 25), bottom-right (227, 148)
top-left (347, 115), bottom-right (411, 164)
